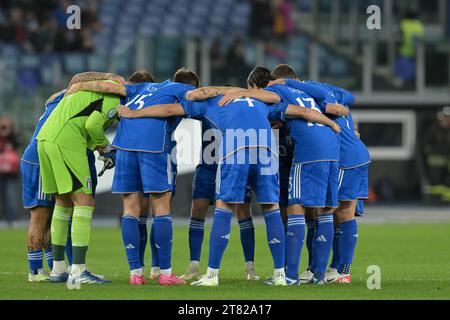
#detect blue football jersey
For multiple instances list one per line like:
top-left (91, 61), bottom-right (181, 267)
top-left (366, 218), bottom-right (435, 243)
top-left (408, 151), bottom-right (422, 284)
top-left (182, 95), bottom-right (287, 161)
top-left (22, 92), bottom-right (66, 164)
top-left (286, 80), bottom-right (370, 169)
top-left (266, 84), bottom-right (340, 164)
top-left (289, 80), bottom-right (371, 168)
top-left (325, 83), bottom-right (370, 168)
top-left (186, 106), bottom-right (221, 168)
top-left (337, 111), bottom-right (371, 168)
top-left (320, 82), bottom-right (355, 106)
top-left (113, 81), bottom-right (194, 153)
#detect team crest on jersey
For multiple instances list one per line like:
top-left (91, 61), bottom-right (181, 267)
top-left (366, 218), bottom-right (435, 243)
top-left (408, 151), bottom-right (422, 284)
top-left (108, 108), bottom-right (118, 119)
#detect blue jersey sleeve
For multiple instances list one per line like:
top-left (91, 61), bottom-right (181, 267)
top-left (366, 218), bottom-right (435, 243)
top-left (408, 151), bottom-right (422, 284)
top-left (172, 83), bottom-right (195, 103)
top-left (264, 86), bottom-right (280, 93)
top-left (322, 90), bottom-right (338, 106)
top-left (267, 100), bottom-right (288, 121)
top-left (341, 90), bottom-right (355, 106)
top-left (285, 79), bottom-right (327, 101)
top-left (264, 85), bottom-right (290, 120)
top-left (125, 84), bottom-right (145, 98)
top-left (47, 91), bottom-right (66, 107)
top-left (310, 83), bottom-right (337, 112)
top-left (181, 100), bottom-right (207, 118)
top-left (264, 85), bottom-right (283, 97)
top-left (328, 84), bottom-right (355, 106)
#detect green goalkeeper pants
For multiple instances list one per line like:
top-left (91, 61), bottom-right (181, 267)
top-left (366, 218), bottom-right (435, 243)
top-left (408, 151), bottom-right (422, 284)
top-left (37, 141), bottom-right (93, 195)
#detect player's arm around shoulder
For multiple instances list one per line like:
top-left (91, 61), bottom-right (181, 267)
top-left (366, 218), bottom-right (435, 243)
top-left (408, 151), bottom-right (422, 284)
top-left (68, 72), bottom-right (125, 88)
top-left (325, 103), bottom-right (349, 117)
top-left (66, 80), bottom-right (126, 96)
top-left (118, 103), bottom-right (186, 119)
top-left (185, 86), bottom-right (241, 101)
top-left (218, 89), bottom-right (281, 106)
top-left (285, 104), bottom-right (341, 133)
top-left (284, 79), bottom-right (327, 102)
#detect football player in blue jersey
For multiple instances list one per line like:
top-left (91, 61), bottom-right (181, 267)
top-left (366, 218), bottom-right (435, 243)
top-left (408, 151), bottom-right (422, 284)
top-left (271, 65), bottom-right (371, 284)
top-left (220, 66), bottom-right (347, 284)
top-left (21, 72), bottom-right (124, 282)
top-left (316, 83), bottom-right (370, 284)
top-left (22, 90), bottom-right (67, 282)
top-left (180, 117), bottom-right (259, 281)
top-left (118, 66), bottom-right (339, 286)
top-left (75, 70), bottom-right (193, 285)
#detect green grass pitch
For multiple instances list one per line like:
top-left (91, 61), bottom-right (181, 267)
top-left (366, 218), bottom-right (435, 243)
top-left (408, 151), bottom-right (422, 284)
top-left (0, 223), bottom-right (449, 300)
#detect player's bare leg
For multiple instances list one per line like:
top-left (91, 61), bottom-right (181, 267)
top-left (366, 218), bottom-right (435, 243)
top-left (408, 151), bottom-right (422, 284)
top-left (336, 201), bottom-right (357, 223)
top-left (334, 200), bottom-right (358, 283)
top-left (213, 199), bottom-right (234, 211)
top-left (44, 213), bottom-right (53, 269)
top-left (180, 198), bottom-right (210, 280)
top-left (150, 191), bottom-right (185, 285)
top-left (123, 192), bottom-right (142, 218)
top-left (122, 192), bottom-right (147, 284)
top-left (27, 206), bottom-right (52, 282)
top-left (236, 203), bottom-right (259, 280)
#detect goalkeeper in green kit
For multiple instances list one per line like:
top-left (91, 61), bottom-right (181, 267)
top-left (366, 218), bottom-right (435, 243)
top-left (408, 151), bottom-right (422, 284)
top-left (37, 81), bottom-right (124, 287)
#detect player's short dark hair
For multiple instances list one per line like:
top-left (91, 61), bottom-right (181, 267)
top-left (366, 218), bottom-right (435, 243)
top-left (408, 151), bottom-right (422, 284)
top-left (173, 68), bottom-right (200, 88)
top-left (247, 66), bottom-right (273, 88)
top-left (128, 70), bottom-right (155, 83)
top-left (271, 64), bottom-right (298, 80)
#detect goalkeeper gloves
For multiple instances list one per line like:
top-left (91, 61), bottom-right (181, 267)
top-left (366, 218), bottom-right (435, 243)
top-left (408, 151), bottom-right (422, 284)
top-left (98, 149), bottom-right (116, 177)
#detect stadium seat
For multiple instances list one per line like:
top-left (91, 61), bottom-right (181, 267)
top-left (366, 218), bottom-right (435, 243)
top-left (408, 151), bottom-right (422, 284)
top-left (110, 49), bottom-right (135, 75)
top-left (87, 54), bottom-right (109, 71)
top-left (62, 54), bottom-right (87, 75)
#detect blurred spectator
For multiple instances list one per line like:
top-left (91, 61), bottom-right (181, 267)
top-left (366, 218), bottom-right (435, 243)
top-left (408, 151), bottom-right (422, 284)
top-left (0, 0), bottom-right (101, 53)
top-left (81, 3), bottom-right (101, 31)
top-left (225, 38), bottom-right (251, 86)
top-left (395, 10), bottom-right (425, 85)
top-left (54, 25), bottom-right (84, 52)
top-left (273, 0), bottom-right (295, 40)
top-left (250, 0), bottom-right (274, 40)
top-left (0, 7), bottom-right (26, 45)
top-left (0, 116), bottom-right (21, 227)
top-left (421, 106), bottom-right (450, 203)
top-left (29, 12), bottom-right (58, 53)
top-left (52, 0), bottom-right (71, 29)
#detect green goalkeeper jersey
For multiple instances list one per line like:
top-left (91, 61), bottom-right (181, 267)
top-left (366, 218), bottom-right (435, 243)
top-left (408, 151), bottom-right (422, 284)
top-left (37, 91), bottom-right (120, 151)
